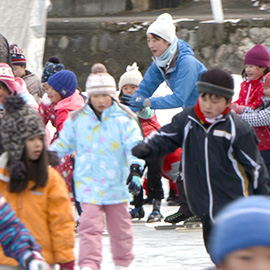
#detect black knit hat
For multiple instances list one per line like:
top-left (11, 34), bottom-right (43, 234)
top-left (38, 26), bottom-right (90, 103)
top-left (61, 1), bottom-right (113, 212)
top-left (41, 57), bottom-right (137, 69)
top-left (196, 68), bottom-right (234, 99)
top-left (1, 96), bottom-right (45, 180)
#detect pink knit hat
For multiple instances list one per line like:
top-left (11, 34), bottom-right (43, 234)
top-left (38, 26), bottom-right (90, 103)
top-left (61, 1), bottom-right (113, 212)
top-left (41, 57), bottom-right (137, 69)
top-left (244, 44), bottom-right (270, 67)
top-left (262, 72), bottom-right (270, 87)
top-left (0, 63), bottom-right (16, 93)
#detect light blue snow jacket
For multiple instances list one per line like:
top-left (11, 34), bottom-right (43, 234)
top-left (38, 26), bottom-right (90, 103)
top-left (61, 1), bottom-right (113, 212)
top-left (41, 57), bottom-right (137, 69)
top-left (50, 102), bottom-right (145, 205)
top-left (134, 39), bottom-right (207, 109)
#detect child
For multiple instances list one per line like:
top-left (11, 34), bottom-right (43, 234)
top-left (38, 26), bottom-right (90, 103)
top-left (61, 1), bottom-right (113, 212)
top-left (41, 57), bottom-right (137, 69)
top-left (121, 13), bottom-right (207, 111)
top-left (10, 44), bottom-right (44, 104)
top-left (232, 44), bottom-right (270, 111)
top-left (0, 95), bottom-right (75, 269)
top-left (0, 62), bottom-right (39, 155)
top-left (0, 192), bottom-right (50, 270)
top-left (209, 195), bottom-right (270, 269)
top-left (47, 69), bottom-right (85, 215)
top-left (39, 56), bottom-right (65, 144)
top-left (238, 72), bottom-right (270, 183)
top-left (131, 68), bottom-right (269, 252)
top-left (119, 62), bottom-right (181, 222)
top-left (50, 71), bottom-right (145, 270)
top-left (0, 63), bottom-right (37, 109)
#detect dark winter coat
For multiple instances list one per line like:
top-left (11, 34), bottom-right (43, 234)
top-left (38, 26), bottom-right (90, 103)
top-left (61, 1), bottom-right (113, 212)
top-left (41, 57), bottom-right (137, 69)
top-left (141, 106), bottom-right (269, 221)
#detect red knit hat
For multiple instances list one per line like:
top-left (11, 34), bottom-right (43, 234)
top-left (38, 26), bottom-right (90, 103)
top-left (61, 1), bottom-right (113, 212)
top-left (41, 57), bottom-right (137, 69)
top-left (262, 72), bottom-right (270, 87)
top-left (0, 63), bottom-right (16, 93)
top-left (244, 44), bottom-right (270, 67)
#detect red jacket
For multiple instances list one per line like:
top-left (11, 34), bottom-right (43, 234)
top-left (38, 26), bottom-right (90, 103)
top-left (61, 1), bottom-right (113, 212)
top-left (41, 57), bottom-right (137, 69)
top-left (234, 76), bottom-right (264, 109)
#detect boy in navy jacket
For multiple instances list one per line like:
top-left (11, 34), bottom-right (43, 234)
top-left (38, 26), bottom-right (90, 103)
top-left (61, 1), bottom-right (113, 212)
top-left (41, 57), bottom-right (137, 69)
top-left (132, 68), bottom-right (269, 252)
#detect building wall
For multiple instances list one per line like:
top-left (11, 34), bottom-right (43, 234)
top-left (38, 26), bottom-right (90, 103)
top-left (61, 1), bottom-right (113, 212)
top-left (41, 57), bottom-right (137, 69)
top-left (44, 19), bottom-right (270, 90)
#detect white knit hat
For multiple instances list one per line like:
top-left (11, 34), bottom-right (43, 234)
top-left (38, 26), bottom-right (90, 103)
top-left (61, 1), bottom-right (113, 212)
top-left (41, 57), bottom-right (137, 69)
top-left (118, 62), bottom-right (143, 91)
top-left (146, 13), bottom-right (176, 44)
top-left (86, 72), bottom-right (117, 97)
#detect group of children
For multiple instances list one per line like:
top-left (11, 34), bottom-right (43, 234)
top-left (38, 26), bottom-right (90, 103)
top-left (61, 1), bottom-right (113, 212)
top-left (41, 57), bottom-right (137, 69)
top-left (0, 11), bottom-right (269, 270)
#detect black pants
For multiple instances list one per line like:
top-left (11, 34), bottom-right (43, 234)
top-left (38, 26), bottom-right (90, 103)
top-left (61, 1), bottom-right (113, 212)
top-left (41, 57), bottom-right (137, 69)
top-left (147, 157), bottom-right (165, 200)
top-left (202, 218), bottom-right (213, 257)
top-left (176, 174), bottom-right (193, 217)
top-left (132, 156), bottom-right (164, 208)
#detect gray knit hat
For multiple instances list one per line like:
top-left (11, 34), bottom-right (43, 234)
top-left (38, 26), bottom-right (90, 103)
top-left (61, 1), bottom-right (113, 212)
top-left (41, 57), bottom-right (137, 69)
top-left (197, 68), bottom-right (234, 99)
top-left (1, 96), bottom-right (45, 179)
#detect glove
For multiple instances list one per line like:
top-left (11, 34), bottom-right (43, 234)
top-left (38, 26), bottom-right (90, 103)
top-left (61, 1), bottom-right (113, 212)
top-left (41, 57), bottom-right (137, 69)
top-left (132, 142), bottom-right (152, 160)
top-left (120, 94), bottom-right (151, 109)
top-left (126, 164), bottom-right (142, 196)
top-left (59, 261), bottom-right (75, 270)
top-left (23, 251), bottom-right (51, 270)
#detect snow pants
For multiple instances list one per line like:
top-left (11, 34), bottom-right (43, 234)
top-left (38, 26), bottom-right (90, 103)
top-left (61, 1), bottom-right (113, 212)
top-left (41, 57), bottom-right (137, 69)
top-left (78, 202), bottom-right (134, 270)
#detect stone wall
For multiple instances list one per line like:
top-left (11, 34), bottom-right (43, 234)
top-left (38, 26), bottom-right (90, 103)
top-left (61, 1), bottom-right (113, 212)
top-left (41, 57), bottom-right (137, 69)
top-left (48, 0), bottom-right (126, 17)
top-left (44, 19), bottom-right (270, 90)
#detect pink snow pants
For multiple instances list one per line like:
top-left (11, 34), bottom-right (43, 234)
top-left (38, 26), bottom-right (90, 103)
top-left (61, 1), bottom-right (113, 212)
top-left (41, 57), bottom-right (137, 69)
top-left (78, 203), bottom-right (134, 270)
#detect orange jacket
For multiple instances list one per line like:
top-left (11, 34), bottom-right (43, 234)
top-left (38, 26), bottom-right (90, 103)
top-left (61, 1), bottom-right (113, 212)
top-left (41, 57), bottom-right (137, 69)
top-left (0, 157), bottom-right (75, 266)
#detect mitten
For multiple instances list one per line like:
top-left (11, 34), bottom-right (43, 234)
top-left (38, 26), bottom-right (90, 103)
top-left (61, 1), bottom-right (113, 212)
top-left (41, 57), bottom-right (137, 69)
top-left (132, 142), bottom-right (152, 160)
top-left (59, 261), bottom-right (75, 270)
top-left (126, 164), bottom-right (142, 196)
top-left (23, 251), bottom-right (51, 270)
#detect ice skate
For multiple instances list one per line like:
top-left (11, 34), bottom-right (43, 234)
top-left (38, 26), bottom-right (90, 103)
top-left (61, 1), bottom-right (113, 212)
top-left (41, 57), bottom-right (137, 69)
top-left (129, 207), bottom-right (145, 219)
top-left (164, 210), bottom-right (188, 224)
top-left (183, 215), bottom-right (202, 228)
top-left (147, 210), bottom-right (163, 223)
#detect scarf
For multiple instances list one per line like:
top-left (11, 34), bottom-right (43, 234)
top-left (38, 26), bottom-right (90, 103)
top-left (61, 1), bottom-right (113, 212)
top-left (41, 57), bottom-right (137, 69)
top-left (195, 100), bottom-right (230, 125)
top-left (156, 37), bottom-right (178, 68)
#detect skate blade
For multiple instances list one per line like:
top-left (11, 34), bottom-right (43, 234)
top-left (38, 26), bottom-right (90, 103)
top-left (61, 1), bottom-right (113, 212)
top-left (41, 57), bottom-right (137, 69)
top-left (154, 224), bottom-right (184, 230)
top-left (175, 222), bottom-right (202, 231)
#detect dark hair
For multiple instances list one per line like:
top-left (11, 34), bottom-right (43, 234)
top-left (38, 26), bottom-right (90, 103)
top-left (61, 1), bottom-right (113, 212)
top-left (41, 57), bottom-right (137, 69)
top-left (148, 33), bottom-right (164, 41)
top-left (0, 81), bottom-right (10, 92)
top-left (200, 92), bottom-right (231, 102)
top-left (241, 66), bottom-right (270, 79)
top-left (8, 142), bottom-right (49, 193)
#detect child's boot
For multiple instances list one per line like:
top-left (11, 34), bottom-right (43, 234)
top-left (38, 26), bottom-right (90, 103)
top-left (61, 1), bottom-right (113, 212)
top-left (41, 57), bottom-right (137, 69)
top-left (147, 199), bottom-right (163, 223)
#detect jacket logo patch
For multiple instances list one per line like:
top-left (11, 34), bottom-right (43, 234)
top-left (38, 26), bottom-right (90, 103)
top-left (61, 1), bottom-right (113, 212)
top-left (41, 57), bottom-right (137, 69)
top-left (31, 190), bottom-right (43, 195)
top-left (213, 129), bottom-right (231, 140)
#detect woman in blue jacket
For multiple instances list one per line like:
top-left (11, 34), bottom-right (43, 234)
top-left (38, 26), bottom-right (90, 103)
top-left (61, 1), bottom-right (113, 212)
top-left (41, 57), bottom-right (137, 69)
top-left (121, 13), bottom-right (207, 225)
top-left (121, 13), bottom-right (207, 110)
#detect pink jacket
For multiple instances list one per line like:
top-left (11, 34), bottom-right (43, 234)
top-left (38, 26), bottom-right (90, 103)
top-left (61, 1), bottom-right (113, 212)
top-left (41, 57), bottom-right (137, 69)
top-left (55, 90), bottom-right (85, 133)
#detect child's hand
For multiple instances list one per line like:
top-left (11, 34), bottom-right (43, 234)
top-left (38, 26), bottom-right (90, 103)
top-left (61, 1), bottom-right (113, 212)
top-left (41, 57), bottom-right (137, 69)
top-left (23, 251), bottom-right (51, 270)
top-left (126, 164), bottom-right (142, 196)
top-left (230, 103), bottom-right (245, 114)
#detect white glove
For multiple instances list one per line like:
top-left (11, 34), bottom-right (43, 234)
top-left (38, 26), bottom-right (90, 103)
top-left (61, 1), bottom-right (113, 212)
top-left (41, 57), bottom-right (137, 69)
top-left (23, 251), bottom-right (51, 270)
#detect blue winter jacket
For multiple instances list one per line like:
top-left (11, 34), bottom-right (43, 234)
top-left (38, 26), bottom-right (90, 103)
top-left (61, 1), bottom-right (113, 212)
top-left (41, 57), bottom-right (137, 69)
top-left (133, 39), bottom-right (207, 109)
top-left (50, 102), bottom-right (145, 204)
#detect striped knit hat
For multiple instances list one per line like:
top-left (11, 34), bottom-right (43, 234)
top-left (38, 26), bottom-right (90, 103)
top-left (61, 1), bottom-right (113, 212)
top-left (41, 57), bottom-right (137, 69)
top-left (86, 72), bottom-right (117, 98)
top-left (10, 44), bottom-right (26, 66)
